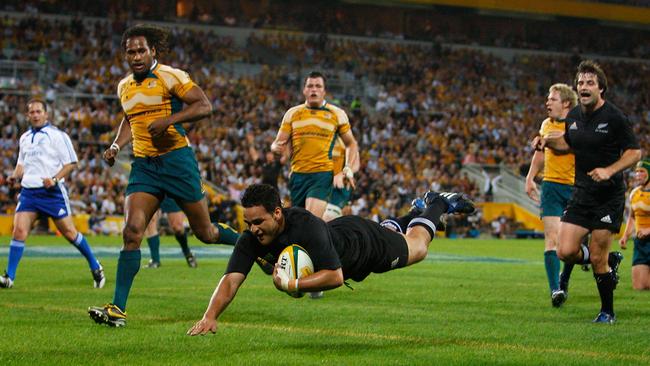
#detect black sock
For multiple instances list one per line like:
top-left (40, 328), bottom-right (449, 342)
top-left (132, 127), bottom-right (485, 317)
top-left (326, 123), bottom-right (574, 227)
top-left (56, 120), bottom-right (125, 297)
top-left (562, 262), bottom-right (575, 281)
top-left (380, 210), bottom-right (421, 234)
top-left (175, 231), bottom-right (191, 256)
top-left (407, 199), bottom-right (446, 239)
top-left (594, 271), bottom-right (616, 316)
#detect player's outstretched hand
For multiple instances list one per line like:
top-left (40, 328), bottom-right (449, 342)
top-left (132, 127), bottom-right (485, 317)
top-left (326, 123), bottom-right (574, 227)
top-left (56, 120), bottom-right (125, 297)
top-left (618, 236), bottom-right (628, 250)
top-left (187, 317), bottom-right (217, 336)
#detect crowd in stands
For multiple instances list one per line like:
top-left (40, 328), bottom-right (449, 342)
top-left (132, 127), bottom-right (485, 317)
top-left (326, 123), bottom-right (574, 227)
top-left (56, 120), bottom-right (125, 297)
top-left (1, 12), bottom-right (649, 236)
top-left (2, 0), bottom-right (649, 58)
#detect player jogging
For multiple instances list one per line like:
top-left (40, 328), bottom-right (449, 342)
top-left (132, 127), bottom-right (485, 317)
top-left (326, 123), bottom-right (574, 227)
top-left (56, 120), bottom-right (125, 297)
top-left (1, 99), bottom-right (104, 289)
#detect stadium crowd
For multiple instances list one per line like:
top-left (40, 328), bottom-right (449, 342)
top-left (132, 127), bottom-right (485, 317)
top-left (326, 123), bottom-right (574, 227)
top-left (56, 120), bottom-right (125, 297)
top-left (1, 13), bottom-right (649, 236)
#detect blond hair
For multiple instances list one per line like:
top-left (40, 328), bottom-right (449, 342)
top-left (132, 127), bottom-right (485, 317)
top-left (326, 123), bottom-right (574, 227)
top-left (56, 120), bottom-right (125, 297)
top-left (549, 83), bottom-right (577, 109)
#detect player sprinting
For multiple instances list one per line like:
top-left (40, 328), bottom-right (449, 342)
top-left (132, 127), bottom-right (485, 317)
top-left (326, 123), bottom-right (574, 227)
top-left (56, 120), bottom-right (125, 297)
top-left (0, 99), bottom-right (104, 289)
top-left (619, 159), bottom-right (650, 290)
top-left (88, 24), bottom-right (238, 327)
top-left (187, 184), bottom-right (475, 336)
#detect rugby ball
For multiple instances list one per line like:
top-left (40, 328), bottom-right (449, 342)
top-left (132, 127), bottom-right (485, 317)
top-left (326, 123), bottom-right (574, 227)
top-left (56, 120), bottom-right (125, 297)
top-left (277, 245), bottom-right (314, 298)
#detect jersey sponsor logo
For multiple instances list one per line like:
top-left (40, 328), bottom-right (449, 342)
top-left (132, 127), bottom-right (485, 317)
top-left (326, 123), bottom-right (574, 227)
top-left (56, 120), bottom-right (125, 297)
top-left (569, 122), bottom-right (578, 130)
top-left (595, 122), bottom-right (609, 133)
top-left (600, 215), bottom-right (612, 224)
top-left (121, 93), bottom-right (164, 111)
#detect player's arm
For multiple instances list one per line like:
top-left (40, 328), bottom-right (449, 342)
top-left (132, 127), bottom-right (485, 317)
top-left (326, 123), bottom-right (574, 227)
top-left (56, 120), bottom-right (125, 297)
top-left (533, 131), bottom-right (570, 153)
top-left (619, 205), bottom-right (635, 249)
top-left (103, 117), bottom-right (132, 167)
top-left (587, 148), bottom-right (642, 183)
top-left (148, 86), bottom-right (212, 137)
top-left (187, 272), bottom-right (246, 336)
top-left (525, 149), bottom-right (544, 203)
top-left (271, 130), bottom-right (291, 157)
top-left (7, 164), bottom-right (24, 185)
top-left (340, 130), bottom-right (360, 189)
top-left (274, 265), bottom-right (343, 294)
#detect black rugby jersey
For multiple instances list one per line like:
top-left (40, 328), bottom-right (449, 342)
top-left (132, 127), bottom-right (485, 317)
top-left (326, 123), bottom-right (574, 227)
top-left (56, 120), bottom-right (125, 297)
top-left (564, 101), bottom-right (639, 194)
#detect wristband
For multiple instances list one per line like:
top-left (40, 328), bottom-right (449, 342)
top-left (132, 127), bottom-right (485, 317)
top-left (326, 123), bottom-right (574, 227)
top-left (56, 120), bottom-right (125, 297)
top-left (110, 143), bottom-right (121, 152)
top-left (342, 166), bottom-right (354, 179)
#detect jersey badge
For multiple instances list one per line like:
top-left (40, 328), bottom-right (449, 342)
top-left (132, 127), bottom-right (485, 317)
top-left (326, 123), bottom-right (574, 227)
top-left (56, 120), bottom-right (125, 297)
top-left (600, 215), bottom-right (612, 224)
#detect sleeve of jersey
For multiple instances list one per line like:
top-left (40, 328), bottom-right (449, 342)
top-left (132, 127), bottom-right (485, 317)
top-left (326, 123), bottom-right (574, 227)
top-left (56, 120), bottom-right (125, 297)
top-left (159, 67), bottom-right (197, 98)
top-left (334, 108), bottom-right (351, 134)
top-left (279, 109), bottom-right (294, 133)
top-left (617, 114), bottom-right (640, 151)
top-left (17, 137), bottom-right (25, 165)
top-left (302, 217), bottom-right (342, 271)
top-left (57, 132), bottom-right (78, 164)
top-left (224, 233), bottom-right (256, 275)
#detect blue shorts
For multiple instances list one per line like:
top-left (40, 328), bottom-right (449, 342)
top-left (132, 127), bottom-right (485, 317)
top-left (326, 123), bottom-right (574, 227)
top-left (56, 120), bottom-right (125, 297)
top-left (16, 185), bottom-right (71, 219)
top-left (633, 237), bottom-right (650, 266)
top-left (289, 171), bottom-right (333, 208)
top-left (540, 181), bottom-right (573, 217)
top-left (330, 187), bottom-right (352, 209)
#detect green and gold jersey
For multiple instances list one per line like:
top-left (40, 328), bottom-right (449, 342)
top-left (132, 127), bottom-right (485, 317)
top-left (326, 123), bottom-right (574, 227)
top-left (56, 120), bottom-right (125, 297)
top-left (280, 102), bottom-right (350, 174)
top-left (630, 187), bottom-right (650, 231)
top-left (117, 62), bottom-right (196, 157)
top-left (540, 118), bottom-right (574, 185)
top-left (331, 137), bottom-right (346, 175)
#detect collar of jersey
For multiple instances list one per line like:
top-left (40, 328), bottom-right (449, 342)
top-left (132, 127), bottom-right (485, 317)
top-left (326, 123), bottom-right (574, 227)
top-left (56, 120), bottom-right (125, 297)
top-left (305, 100), bottom-right (330, 111)
top-left (30, 122), bottom-right (51, 133)
top-left (133, 60), bottom-right (159, 82)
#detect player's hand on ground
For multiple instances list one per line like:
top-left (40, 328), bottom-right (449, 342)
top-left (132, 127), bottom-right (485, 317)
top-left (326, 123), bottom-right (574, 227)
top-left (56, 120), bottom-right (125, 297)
top-left (187, 317), bottom-right (217, 336)
top-left (103, 147), bottom-right (118, 167)
top-left (587, 167), bottom-right (612, 182)
top-left (148, 117), bottom-right (171, 138)
top-left (525, 179), bottom-right (539, 203)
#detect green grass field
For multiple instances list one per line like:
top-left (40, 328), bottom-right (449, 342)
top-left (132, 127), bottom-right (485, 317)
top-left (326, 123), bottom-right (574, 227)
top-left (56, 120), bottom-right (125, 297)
top-left (1, 235), bottom-right (649, 365)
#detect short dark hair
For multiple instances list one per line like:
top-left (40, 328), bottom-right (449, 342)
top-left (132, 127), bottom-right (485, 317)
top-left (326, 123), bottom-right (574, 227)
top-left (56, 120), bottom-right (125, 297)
top-left (27, 98), bottom-right (47, 111)
top-left (240, 184), bottom-right (282, 213)
top-left (121, 24), bottom-right (169, 56)
top-left (304, 71), bottom-right (326, 88)
top-left (575, 60), bottom-right (608, 95)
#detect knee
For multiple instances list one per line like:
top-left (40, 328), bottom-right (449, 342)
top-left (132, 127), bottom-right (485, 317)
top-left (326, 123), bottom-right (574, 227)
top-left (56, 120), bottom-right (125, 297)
top-left (556, 246), bottom-right (575, 261)
top-left (12, 227), bottom-right (29, 241)
top-left (122, 224), bottom-right (144, 248)
top-left (633, 283), bottom-right (650, 291)
top-left (589, 251), bottom-right (606, 266)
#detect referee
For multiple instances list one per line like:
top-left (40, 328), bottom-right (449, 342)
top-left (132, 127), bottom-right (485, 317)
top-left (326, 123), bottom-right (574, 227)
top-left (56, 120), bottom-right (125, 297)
top-left (536, 60), bottom-right (641, 323)
top-left (0, 99), bottom-right (104, 289)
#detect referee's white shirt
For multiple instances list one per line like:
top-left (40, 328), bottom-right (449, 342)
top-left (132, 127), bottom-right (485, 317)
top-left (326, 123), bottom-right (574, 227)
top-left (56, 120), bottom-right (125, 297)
top-left (17, 122), bottom-right (78, 188)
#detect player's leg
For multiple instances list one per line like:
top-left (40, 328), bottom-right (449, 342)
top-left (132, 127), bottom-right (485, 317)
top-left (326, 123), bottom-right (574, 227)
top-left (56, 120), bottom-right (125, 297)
top-left (179, 198), bottom-right (239, 245)
top-left (144, 210), bottom-right (161, 267)
top-left (404, 191), bottom-right (475, 265)
top-left (542, 216), bottom-right (565, 306)
top-left (556, 222), bottom-right (590, 265)
top-left (53, 215), bottom-right (104, 288)
top-left (168, 211), bottom-right (197, 267)
top-left (1, 212), bottom-right (38, 288)
top-left (380, 197), bottom-right (426, 234)
top-left (590, 229), bottom-right (617, 322)
top-left (114, 192), bottom-right (160, 310)
top-left (631, 265), bottom-right (650, 290)
top-left (631, 238), bottom-right (650, 290)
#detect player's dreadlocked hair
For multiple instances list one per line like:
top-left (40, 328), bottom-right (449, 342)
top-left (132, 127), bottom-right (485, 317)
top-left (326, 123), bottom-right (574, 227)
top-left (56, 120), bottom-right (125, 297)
top-left (121, 24), bottom-right (170, 56)
top-left (241, 184), bottom-right (282, 213)
top-left (574, 59), bottom-right (608, 95)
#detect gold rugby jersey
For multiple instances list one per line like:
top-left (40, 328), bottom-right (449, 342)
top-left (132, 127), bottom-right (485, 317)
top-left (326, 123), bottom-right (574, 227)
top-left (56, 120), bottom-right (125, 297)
top-left (117, 61), bottom-right (196, 157)
top-left (279, 102), bottom-right (350, 173)
top-left (331, 137), bottom-right (346, 175)
top-left (630, 187), bottom-right (650, 231)
top-left (540, 118), bottom-right (574, 185)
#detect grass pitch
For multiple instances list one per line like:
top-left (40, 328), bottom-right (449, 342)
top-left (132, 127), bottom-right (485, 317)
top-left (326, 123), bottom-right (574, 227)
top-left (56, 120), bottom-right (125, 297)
top-left (0, 236), bottom-right (649, 365)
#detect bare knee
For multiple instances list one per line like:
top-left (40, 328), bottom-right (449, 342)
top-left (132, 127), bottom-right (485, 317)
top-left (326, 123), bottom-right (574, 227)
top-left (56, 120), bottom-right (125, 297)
top-left (632, 283), bottom-right (650, 291)
top-left (122, 224), bottom-right (145, 250)
top-left (556, 246), bottom-right (576, 262)
top-left (12, 227), bottom-right (29, 241)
